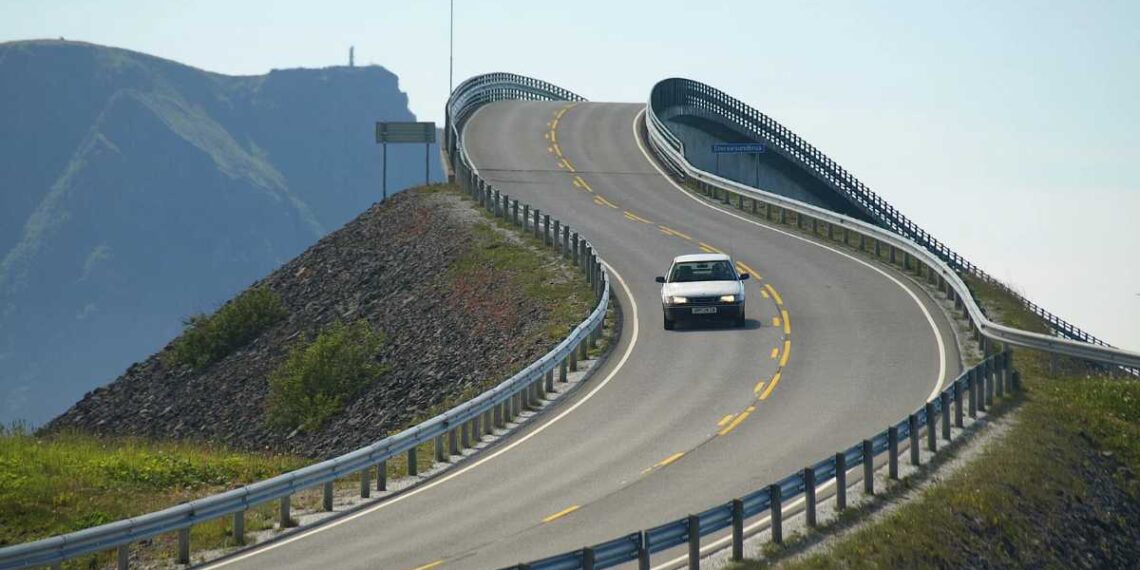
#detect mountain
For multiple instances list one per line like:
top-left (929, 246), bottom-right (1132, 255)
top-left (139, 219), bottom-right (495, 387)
top-left (0, 40), bottom-right (443, 425)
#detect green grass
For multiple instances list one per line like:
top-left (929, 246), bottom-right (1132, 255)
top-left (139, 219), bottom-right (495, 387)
top-left (265, 320), bottom-right (388, 432)
top-left (728, 274), bottom-right (1140, 569)
top-left (167, 286), bottom-right (286, 370)
top-left (0, 426), bottom-right (308, 566)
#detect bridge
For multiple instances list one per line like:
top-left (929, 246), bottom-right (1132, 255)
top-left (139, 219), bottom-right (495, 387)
top-left (3, 74), bottom-right (1138, 570)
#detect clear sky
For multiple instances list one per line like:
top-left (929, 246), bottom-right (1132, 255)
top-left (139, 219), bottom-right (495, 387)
top-left (4, 0), bottom-right (1138, 350)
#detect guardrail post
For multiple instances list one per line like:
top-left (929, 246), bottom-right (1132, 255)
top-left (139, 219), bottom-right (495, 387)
top-left (827, 222), bottom-right (834, 241)
top-left (859, 234), bottom-right (865, 251)
top-left (908, 415), bottom-right (920, 466)
top-left (874, 240), bottom-right (881, 259)
top-left (533, 209), bottom-right (541, 239)
top-left (484, 409), bottom-right (494, 435)
top-left (996, 358), bottom-right (1006, 399)
top-left (941, 392), bottom-right (952, 441)
top-left (118, 543), bottom-right (130, 569)
top-left (435, 434), bottom-right (447, 462)
top-left (408, 446), bottom-right (419, 476)
top-left (358, 466), bottom-right (371, 499)
top-left (779, 207), bottom-right (787, 225)
top-left (862, 439), bottom-right (874, 495)
top-left (233, 510), bottom-right (245, 545)
top-left (563, 226), bottom-right (571, 259)
top-left (890, 245), bottom-right (897, 264)
top-left (835, 452), bottom-right (847, 510)
top-left (449, 427), bottom-right (459, 456)
top-left (569, 346), bottom-right (578, 372)
top-left (811, 217), bottom-right (818, 235)
top-left (512, 199), bottom-right (519, 226)
top-left (280, 494), bottom-right (293, 528)
top-left (955, 379), bottom-right (964, 427)
top-left (926, 403), bottom-right (937, 452)
top-left (969, 371), bottom-right (978, 418)
top-left (888, 427), bottom-right (899, 480)
top-left (493, 401), bottom-right (503, 428)
top-left (553, 220), bottom-right (561, 253)
top-left (687, 514), bottom-right (701, 569)
top-left (377, 460), bottom-right (387, 491)
top-left (178, 527), bottom-right (190, 565)
top-left (543, 215), bottom-right (551, 246)
top-left (323, 481), bottom-right (334, 511)
top-left (583, 546), bottom-right (596, 570)
top-left (987, 360), bottom-right (996, 406)
top-left (770, 483), bottom-right (783, 544)
top-left (732, 498), bottom-right (744, 560)
top-left (978, 370), bottom-right (988, 413)
top-left (804, 467), bottom-right (817, 528)
top-left (523, 204), bottom-right (529, 230)
top-left (544, 369), bottom-right (554, 392)
top-left (572, 232), bottom-right (580, 266)
top-left (462, 420), bottom-right (471, 448)
top-left (578, 335), bottom-right (589, 359)
top-left (639, 530), bottom-right (651, 570)
top-left (473, 414), bottom-right (483, 442)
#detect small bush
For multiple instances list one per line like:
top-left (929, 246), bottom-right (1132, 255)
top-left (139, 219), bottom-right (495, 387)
top-left (265, 320), bottom-right (387, 432)
top-left (167, 287), bottom-right (286, 369)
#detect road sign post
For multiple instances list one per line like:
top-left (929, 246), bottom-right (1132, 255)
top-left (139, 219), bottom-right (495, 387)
top-left (376, 121), bottom-right (437, 201)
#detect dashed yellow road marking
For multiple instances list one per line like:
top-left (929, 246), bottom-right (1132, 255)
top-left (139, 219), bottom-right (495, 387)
top-left (736, 261), bottom-right (761, 280)
top-left (698, 242), bottom-right (723, 254)
top-left (753, 378), bottom-right (766, 394)
top-left (658, 225), bottom-right (693, 241)
top-left (553, 143), bottom-right (562, 156)
top-left (594, 195), bottom-right (618, 209)
top-left (761, 290), bottom-right (770, 299)
top-left (573, 175), bottom-right (593, 192)
top-left (718, 409), bottom-right (752, 436)
top-left (764, 283), bottom-right (784, 306)
top-left (717, 414), bottom-right (735, 427)
top-left (657, 452), bottom-right (685, 468)
top-left (781, 309), bottom-right (791, 335)
top-left (542, 504), bottom-right (580, 523)
top-left (624, 211), bottom-right (652, 224)
top-left (699, 245), bottom-right (717, 253)
top-left (759, 371), bottom-right (782, 400)
top-left (408, 561), bottom-right (444, 570)
top-left (780, 340), bottom-right (791, 367)
top-left (772, 316), bottom-right (780, 327)
top-left (770, 347), bottom-right (779, 359)
top-left (551, 118), bottom-right (559, 131)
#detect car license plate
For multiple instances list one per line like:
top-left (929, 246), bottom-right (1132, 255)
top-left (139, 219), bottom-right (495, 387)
top-left (691, 307), bottom-right (717, 315)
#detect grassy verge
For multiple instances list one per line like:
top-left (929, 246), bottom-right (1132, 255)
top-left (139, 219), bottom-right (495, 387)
top-left (728, 275), bottom-right (1140, 569)
top-left (0, 426), bottom-right (308, 566)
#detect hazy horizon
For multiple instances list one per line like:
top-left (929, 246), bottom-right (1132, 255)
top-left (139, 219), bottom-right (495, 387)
top-left (4, 0), bottom-right (1137, 351)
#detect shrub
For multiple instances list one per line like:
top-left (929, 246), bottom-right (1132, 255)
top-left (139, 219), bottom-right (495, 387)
top-left (167, 287), bottom-right (286, 369)
top-left (265, 320), bottom-right (387, 432)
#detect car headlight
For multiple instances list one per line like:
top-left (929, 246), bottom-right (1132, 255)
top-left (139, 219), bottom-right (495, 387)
top-left (719, 295), bottom-right (737, 303)
top-left (667, 296), bottom-right (689, 305)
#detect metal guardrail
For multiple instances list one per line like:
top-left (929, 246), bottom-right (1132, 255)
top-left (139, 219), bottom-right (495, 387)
top-left (500, 78), bottom-right (1140, 570)
top-left (648, 77), bottom-right (1134, 364)
top-left (0, 74), bottom-right (602, 570)
top-left (504, 352), bottom-right (1017, 570)
top-left (646, 78), bottom-right (1140, 372)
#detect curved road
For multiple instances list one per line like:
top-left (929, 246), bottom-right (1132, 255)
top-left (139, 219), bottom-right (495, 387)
top-left (208, 101), bottom-right (961, 570)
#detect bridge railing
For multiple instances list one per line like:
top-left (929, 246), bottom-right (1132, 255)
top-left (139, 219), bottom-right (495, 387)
top-left (0, 73), bottom-right (602, 570)
top-left (649, 77), bottom-right (1127, 354)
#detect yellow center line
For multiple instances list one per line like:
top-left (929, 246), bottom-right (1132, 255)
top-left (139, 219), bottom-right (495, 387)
top-left (542, 504), bottom-right (580, 523)
top-left (551, 129), bottom-right (558, 144)
top-left (658, 225), bottom-right (693, 241)
top-left (623, 211), bottom-right (652, 224)
top-left (772, 316), bottom-right (781, 327)
top-left (736, 261), bottom-right (762, 280)
top-left (717, 414), bottom-right (735, 427)
top-left (573, 175), bottom-right (594, 192)
top-left (553, 143), bottom-right (562, 156)
top-left (753, 378), bottom-right (766, 394)
top-left (770, 347), bottom-right (779, 359)
top-left (408, 561), bottom-right (444, 570)
top-left (759, 371), bottom-right (782, 400)
top-left (761, 289), bottom-right (770, 299)
top-left (718, 409), bottom-right (752, 436)
top-left (781, 309), bottom-right (791, 335)
top-left (594, 195), bottom-right (618, 209)
top-left (779, 340), bottom-right (792, 367)
top-left (698, 242), bottom-right (724, 254)
top-left (699, 245), bottom-right (717, 254)
top-left (764, 283), bottom-right (784, 306)
top-left (551, 118), bottom-right (559, 131)
top-left (656, 451), bottom-right (685, 468)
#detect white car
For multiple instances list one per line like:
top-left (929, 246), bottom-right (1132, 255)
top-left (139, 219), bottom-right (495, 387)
top-left (656, 253), bottom-right (749, 330)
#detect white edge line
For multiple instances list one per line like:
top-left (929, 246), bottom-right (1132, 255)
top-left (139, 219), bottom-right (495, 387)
top-left (202, 155), bottom-right (641, 570)
top-left (631, 108), bottom-right (947, 401)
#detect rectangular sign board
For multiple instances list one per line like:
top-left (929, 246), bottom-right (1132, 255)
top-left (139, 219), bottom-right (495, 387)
top-left (376, 121), bottom-right (437, 144)
top-left (712, 143), bottom-right (766, 154)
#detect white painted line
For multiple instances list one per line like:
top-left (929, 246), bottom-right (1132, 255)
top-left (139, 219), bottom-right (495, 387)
top-left (631, 108), bottom-right (948, 399)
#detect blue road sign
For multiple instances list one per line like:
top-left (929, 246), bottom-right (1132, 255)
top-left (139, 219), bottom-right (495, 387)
top-left (712, 143), bottom-right (765, 154)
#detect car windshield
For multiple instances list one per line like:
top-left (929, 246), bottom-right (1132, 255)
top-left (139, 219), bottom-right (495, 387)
top-left (668, 260), bottom-right (737, 282)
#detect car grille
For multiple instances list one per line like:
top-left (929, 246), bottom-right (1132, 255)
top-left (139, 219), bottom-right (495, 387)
top-left (689, 296), bottom-right (720, 305)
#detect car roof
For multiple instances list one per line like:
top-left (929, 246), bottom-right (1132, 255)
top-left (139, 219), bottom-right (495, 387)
top-left (673, 253), bottom-right (731, 263)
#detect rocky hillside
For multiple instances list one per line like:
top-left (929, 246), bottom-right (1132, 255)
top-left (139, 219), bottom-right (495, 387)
top-left (45, 187), bottom-right (594, 459)
top-left (0, 40), bottom-right (443, 425)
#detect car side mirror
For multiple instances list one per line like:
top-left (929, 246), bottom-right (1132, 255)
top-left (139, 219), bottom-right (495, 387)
top-left (739, 273), bottom-right (750, 281)
top-left (655, 276), bottom-right (666, 283)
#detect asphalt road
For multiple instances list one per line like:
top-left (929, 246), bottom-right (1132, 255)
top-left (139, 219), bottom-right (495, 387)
top-left (206, 101), bottom-right (961, 570)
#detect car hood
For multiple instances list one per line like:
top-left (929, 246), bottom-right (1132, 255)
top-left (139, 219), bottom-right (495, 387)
top-left (661, 281), bottom-right (742, 298)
